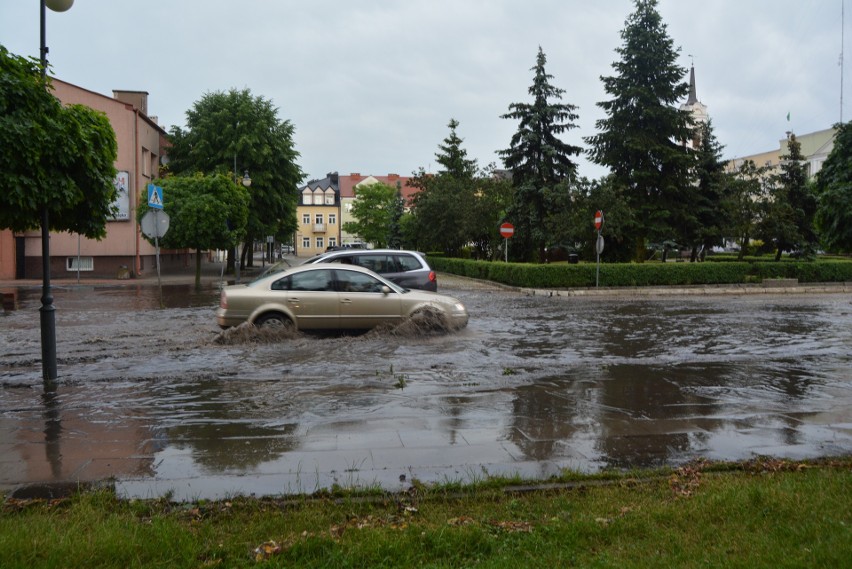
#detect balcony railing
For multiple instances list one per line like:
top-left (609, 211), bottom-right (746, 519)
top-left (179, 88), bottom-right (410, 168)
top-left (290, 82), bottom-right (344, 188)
top-left (313, 223), bottom-right (326, 233)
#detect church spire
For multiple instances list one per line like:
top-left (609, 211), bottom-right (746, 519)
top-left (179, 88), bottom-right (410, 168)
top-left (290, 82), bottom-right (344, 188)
top-left (686, 65), bottom-right (698, 105)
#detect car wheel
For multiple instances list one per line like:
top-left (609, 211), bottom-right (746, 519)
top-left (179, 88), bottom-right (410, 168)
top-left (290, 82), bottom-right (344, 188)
top-left (254, 312), bottom-right (293, 330)
top-left (410, 308), bottom-right (446, 331)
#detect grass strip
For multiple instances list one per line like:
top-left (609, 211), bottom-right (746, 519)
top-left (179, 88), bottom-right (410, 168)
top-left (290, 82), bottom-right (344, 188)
top-left (1, 457), bottom-right (850, 568)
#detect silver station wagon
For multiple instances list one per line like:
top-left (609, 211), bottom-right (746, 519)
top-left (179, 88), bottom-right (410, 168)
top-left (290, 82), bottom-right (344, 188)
top-left (302, 249), bottom-right (437, 292)
top-left (216, 264), bottom-right (468, 332)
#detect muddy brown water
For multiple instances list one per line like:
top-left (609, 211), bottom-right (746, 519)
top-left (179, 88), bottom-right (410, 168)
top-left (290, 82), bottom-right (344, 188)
top-left (1, 278), bottom-right (851, 500)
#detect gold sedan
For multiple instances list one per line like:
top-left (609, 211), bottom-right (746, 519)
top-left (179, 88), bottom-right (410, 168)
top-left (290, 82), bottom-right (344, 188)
top-left (216, 263), bottom-right (469, 331)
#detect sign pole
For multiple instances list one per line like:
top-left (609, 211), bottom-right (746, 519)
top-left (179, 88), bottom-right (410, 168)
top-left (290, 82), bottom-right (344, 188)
top-left (154, 210), bottom-right (163, 308)
top-left (596, 231), bottom-right (601, 288)
top-left (499, 222), bottom-right (514, 262)
top-left (145, 184), bottom-right (167, 307)
top-left (594, 211), bottom-right (604, 288)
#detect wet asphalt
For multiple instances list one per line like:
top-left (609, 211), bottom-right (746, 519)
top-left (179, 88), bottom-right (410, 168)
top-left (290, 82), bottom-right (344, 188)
top-left (1, 260), bottom-right (851, 500)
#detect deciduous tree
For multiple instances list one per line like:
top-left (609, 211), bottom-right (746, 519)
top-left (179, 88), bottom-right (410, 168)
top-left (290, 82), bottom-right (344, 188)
top-left (343, 182), bottom-right (397, 248)
top-left (0, 45), bottom-right (117, 237)
top-left (725, 160), bottom-right (768, 260)
top-left (168, 88), bottom-right (303, 268)
top-left (137, 174), bottom-right (249, 289)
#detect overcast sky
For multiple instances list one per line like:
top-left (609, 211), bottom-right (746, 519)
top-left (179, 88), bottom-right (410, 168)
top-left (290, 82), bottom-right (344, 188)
top-left (2, 1), bottom-right (849, 182)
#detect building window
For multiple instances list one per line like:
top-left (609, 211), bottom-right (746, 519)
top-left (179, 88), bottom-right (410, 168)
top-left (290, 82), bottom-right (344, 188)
top-left (142, 148), bottom-right (151, 177)
top-left (66, 256), bottom-right (93, 271)
top-left (328, 237), bottom-right (337, 248)
top-left (303, 193), bottom-right (312, 205)
top-left (329, 213), bottom-right (337, 225)
top-left (302, 237), bottom-right (310, 249)
top-left (313, 193), bottom-right (323, 205)
top-left (302, 213), bottom-right (310, 225)
top-left (315, 213), bottom-right (323, 225)
top-left (325, 190), bottom-right (335, 205)
top-left (316, 237), bottom-right (324, 250)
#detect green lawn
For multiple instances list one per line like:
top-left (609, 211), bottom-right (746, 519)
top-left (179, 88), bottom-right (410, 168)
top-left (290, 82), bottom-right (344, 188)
top-left (2, 458), bottom-right (850, 568)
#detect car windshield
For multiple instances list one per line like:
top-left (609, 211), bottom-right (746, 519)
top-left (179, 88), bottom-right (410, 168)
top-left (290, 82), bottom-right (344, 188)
top-left (301, 254), bottom-right (329, 265)
top-left (251, 259), bottom-right (292, 282)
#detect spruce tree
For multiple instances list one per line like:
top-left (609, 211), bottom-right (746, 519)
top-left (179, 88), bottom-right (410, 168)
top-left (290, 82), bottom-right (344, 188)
top-left (585, 0), bottom-right (694, 261)
top-left (386, 181), bottom-right (405, 250)
top-left (759, 134), bottom-right (817, 260)
top-left (499, 46), bottom-right (582, 261)
top-left (814, 121), bottom-right (852, 252)
top-left (436, 119), bottom-right (478, 179)
top-left (690, 120), bottom-right (728, 259)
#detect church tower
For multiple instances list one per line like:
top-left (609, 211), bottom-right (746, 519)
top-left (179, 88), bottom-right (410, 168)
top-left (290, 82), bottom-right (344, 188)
top-left (680, 65), bottom-right (709, 149)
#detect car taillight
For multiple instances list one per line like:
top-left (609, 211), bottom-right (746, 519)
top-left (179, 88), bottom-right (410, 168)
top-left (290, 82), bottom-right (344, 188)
top-left (429, 271), bottom-right (436, 282)
top-left (219, 291), bottom-right (228, 309)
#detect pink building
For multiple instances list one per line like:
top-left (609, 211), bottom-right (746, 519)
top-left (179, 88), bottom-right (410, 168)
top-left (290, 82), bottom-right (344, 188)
top-left (1, 79), bottom-right (188, 280)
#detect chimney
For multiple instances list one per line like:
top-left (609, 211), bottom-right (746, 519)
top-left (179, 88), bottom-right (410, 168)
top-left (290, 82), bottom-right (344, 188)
top-left (112, 90), bottom-right (149, 116)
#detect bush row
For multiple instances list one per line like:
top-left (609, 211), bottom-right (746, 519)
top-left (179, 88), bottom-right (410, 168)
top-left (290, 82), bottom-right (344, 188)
top-left (427, 257), bottom-right (852, 288)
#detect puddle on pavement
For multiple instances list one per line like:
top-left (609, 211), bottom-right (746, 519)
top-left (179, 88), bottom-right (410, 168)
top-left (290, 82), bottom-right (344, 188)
top-left (2, 280), bottom-right (851, 500)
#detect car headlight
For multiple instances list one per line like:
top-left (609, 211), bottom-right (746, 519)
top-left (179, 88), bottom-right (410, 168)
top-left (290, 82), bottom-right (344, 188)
top-left (453, 302), bottom-right (466, 312)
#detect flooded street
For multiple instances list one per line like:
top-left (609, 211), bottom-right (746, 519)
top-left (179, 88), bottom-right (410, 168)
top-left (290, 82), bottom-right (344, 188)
top-left (2, 276), bottom-right (851, 500)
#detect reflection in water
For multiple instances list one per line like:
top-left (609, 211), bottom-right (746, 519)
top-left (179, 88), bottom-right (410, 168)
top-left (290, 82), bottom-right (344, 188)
top-left (41, 386), bottom-right (63, 478)
top-left (2, 282), bottom-right (851, 499)
top-left (148, 378), bottom-right (299, 471)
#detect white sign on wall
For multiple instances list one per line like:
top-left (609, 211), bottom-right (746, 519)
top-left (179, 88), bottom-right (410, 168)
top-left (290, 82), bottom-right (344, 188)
top-left (109, 171), bottom-right (130, 221)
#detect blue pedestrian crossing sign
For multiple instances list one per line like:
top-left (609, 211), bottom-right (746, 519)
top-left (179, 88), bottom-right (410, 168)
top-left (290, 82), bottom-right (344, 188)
top-left (147, 184), bottom-right (164, 209)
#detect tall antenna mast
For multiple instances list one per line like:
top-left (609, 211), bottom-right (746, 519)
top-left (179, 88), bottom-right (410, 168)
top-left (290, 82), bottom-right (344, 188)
top-left (842, 0), bottom-right (846, 123)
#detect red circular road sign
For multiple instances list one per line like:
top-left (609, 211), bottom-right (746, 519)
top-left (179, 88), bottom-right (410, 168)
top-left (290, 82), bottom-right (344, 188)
top-left (500, 222), bottom-right (514, 238)
top-left (594, 210), bottom-right (603, 230)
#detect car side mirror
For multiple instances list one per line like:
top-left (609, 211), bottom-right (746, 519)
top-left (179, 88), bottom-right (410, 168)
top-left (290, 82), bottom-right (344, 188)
top-left (381, 285), bottom-right (392, 295)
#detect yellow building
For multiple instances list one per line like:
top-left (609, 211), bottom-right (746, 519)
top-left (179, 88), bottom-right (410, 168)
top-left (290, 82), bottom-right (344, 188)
top-left (726, 127), bottom-right (837, 179)
top-left (295, 172), bottom-right (340, 257)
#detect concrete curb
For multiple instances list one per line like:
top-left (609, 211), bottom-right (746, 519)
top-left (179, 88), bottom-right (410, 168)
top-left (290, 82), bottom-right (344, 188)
top-left (438, 273), bottom-right (852, 297)
top-left (521, 282), bottom-right (852, 298)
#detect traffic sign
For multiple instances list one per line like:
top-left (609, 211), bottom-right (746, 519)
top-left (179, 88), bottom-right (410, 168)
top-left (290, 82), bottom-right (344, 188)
top-left (596, 233), bottom-right (605, 255)
top-left (141, 209), bottom-right (170, 239)
top-left (500, 222), bottom-right (514, 238)
top-left (594, 210), bottom-right (603, 231)
top-left (148, 184), bottom-right (164, 210)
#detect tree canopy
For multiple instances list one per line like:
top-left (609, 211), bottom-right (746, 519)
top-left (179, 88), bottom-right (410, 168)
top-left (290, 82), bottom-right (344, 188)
top-left (724, 160), bottom-right (770, 260)
top-left (500, 47), bottom-right (582, 261)
top-left (585, 0), bottom-right (694, 261)
top-left (137, 174), bottom-right (249, 288)
top-left (814, 121), bottom-right (852, 253)
top-left (0, 45), bottom-right (118, 238)
top-left (757, 134), bottom-right (817, 260)
top-left (343, 182), bottom-right (398, 248)
top-left (167, 88), bottom-right (303, 266)
top-left (688, 120), bottom-right (729, 259)
top-left (436, 118), bottom-right (478, 179)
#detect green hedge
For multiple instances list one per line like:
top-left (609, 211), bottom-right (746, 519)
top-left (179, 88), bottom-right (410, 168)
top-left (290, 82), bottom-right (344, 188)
top-left (427, 257), bottom-right (852, 288)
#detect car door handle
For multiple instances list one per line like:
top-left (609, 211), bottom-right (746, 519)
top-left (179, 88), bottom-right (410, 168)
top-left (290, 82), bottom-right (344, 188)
top-left (340, 298), bottom-right (352, 304)
top-left (288, 298), bottom-right (300, 303)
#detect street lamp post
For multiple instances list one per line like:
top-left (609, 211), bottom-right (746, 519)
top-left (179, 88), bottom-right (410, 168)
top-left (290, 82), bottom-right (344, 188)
top-left (39, 0), bottom-right (74, 383)
top-left (232, 156), bottom-right (251, 283)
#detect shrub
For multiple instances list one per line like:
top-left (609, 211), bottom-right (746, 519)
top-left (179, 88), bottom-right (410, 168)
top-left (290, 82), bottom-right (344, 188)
top-left (426, 257), bottom-right (852, 288)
